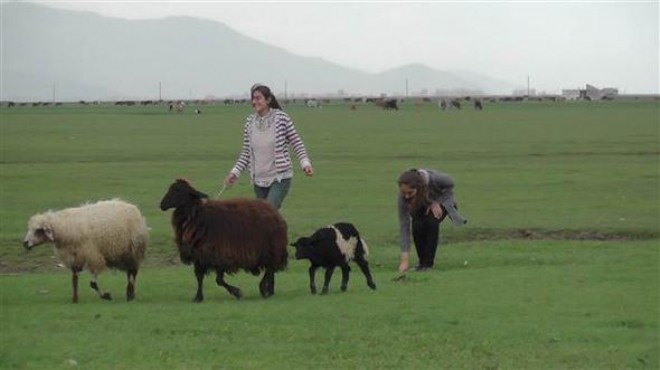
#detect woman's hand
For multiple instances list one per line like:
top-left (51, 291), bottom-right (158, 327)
top-left (224, 173), bottom-right (238, 187)
top-left (427, 202), bottom-right (444, 219)
top-left (303, 165), bottom-right (314, 177)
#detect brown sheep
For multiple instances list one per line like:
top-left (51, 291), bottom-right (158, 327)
top-left (159, 179), bottom-right (288, 302)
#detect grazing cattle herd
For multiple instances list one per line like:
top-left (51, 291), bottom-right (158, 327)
top-left (2, 93), bottom-right (615, 112)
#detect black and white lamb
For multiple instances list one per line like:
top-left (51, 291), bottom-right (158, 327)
top-left (291, 222), bottom-right (376, 295)
top-left (23, 199), bottom-right (149, 303)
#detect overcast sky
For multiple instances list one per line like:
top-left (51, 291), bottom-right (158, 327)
top-left (37, 0), bottom-right (659, 94)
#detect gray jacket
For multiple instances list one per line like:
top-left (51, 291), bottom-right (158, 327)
top-left (398, 169), bottom-right (467, 252)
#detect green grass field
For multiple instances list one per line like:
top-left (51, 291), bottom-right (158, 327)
top-left (1, 100), bottom-right (658, 369)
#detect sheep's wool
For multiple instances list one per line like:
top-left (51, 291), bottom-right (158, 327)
top-left (24, 199), bottom-right (148, 272)
top-left (330, 226), bottom-right (369, 263)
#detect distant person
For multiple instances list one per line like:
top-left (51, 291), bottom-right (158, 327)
top-left (397, 169), bottom-right (467, 272)
top-left (223, 83), bottom-right (314, 209)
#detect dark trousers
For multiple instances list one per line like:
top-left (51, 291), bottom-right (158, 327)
top-left (411, 206), bottom-right (447, 268)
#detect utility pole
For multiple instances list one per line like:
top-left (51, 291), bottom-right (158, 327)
top-left (405, 78), bottom-right (409, 98)
top-left (527, 74), bottom-right (530, 97)
top-left (52, 83), bottom-right (56, 103)
top-left (159, 82), bottom-right (162, 101)
top-left (284, 80), bottom-right (288, 100)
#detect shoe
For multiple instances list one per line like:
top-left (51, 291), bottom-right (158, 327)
top-left (410, 265), bottom-right (432, 272)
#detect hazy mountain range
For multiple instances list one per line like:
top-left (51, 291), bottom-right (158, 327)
top-left (1, 2), bottom-right (519, 102)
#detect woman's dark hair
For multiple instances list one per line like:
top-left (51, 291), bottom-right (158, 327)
top-left (398, 169), bottom-right (429, 213)
top-left (251, 84), bottom-right (282, 110)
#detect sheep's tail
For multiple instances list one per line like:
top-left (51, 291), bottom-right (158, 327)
top-left (130, 223), bottom-right (150, 263)
top-left (359, 238), bottom-right (369, 259)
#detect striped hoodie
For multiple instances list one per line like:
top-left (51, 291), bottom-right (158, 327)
top-left (230, 109), bottom-right (311, 183)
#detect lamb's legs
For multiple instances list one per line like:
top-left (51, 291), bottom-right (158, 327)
top-left (339, 264), bottom-right (351, 292)
top-left (216, 270), bottom-right (242, 300)
top-left (193, 264), bottom-right (205, 303)
top-left (308, 265), bottom-right (319, 294)
top-left (355, 257), bottom-right (377, 290)
top-left (90, 273), bottom-right (112, 300)
top-left (126, 269), bottom-right (138, 301)
top-left (321, 267), bottom-right (335, 295)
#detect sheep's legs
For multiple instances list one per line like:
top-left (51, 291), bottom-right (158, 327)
top-left (193, 264), bottom-right (205, 303)
top-left (126, 269), bottom-right (138, 301)
top-left (355, 257), bottom-right (377, 290)
top-left (215, 270), bottom-right (242, 300)
top-left (90, 273), bottom-right (112, 300)
top-left (259, 269), bottom-right (275, 298)
top-left (71, 267), bottom-right (82, 303)
top-left (308, 265), bottom-right (319, 294)
top-left (339, 264), bottom-right (351, 292)
top-left (321, 267), bottom-right (335, 295)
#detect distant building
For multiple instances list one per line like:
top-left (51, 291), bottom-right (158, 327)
top-left (562, 89), bottom-right (581, 100)
top-left (513, 88), bottom-right (536, 96)
top-left (585, 84), bottom-right (618, 100)
top-left (562, 84), bottom-right (618, 100)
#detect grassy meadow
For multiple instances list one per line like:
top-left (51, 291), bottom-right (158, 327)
top-left (1, 99), bottom-right (658, 369)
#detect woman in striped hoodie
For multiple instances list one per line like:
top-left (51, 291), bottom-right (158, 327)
top-left (224, 84), bottom-right (314, 209)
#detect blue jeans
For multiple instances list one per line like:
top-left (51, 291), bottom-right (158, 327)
top-left (253, 178), bottom-right (292, 210)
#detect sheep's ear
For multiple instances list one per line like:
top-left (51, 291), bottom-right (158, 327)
top-left (43, 227), bottom-right (55, 241)
top-left (291, 237), bottom-right (309, 247)
top-left (194, 190), bottom-right (209, 199)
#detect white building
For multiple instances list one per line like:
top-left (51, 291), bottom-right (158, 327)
top-left (562, 84), bottom-right (618, 100)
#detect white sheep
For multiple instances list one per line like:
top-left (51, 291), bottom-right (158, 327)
top-left (23, 199), bottom-right (149, 303)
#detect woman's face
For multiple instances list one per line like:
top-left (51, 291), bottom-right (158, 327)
top-left (399, 183), bottom-right (417, 201)
top-left (252, 90), bottom-right (270, 115)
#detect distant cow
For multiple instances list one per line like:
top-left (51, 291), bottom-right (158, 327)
top-left (176, 101), bottom-right (185, 113)
top-left (383, 99), bottom-right (399, 110)
top-left (306, 99), bottom-right (321, 108)
top-left (474, 100), bottom-right (483, 110)
top-left (450, 99), bottom-right (462, 110)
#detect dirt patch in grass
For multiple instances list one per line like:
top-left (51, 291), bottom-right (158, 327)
top-left (529, 150), bottom-right (659, 157)
top-left (446, 228), bottom-right (659, 243)
top-left (3, 228), bottom-right (657, 274)
top-left (0, 249), bottom-right (183, 275)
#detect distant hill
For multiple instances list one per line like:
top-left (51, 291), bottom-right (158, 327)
top-left (1, 2), bottom-right (517, 101)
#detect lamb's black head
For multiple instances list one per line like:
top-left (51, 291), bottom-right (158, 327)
top-left (160, 179), bottom-right (208, 210)
top-left (290, 237), bottom-right (314, 260)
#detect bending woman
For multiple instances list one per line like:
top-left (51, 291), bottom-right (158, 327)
top-left (397, 169), bottom-right (467, 272)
